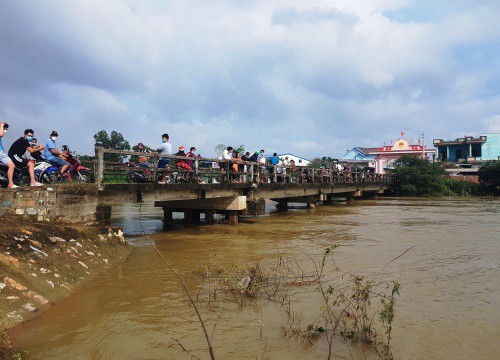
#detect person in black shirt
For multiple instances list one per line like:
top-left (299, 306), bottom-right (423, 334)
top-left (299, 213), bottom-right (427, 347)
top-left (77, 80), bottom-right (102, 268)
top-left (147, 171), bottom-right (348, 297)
top-left (8, 128), bottom-right (45, 186)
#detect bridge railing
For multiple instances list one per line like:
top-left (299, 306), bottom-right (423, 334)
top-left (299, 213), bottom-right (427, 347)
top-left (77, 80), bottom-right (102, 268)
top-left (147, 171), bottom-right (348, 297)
top-left (93, 147), bottom-right (395, 186)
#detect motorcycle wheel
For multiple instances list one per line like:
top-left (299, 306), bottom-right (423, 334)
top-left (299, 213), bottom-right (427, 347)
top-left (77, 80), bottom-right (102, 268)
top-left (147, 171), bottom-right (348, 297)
top-left (127, 172), bottom-right (137, 183)
top-left (76, 170), bottom-right (91, 183)
top-left (0, 169), bottom-right (8, 188)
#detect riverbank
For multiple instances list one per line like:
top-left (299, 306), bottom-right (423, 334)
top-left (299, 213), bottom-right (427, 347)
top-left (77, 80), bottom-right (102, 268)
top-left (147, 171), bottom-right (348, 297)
top-left (0, 220), bottom-right (131, 331)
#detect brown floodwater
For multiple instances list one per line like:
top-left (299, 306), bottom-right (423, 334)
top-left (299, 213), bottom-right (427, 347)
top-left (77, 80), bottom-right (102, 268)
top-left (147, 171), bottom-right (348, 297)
top-left (12, 197), bottom-right (500, 359)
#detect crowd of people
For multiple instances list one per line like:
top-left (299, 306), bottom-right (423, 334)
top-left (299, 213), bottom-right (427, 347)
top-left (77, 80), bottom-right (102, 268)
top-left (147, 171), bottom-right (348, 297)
top-left (1, 122), bottom-right (377, 188)
top-left (0, 122), bottom-right (73, 188)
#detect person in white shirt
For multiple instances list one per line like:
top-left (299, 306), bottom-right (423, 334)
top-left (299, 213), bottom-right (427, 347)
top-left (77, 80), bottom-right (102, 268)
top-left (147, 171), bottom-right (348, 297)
top-left (158, 133), bottom-right (173, 184)
top-left (219, 146), bottom-right (233, 182)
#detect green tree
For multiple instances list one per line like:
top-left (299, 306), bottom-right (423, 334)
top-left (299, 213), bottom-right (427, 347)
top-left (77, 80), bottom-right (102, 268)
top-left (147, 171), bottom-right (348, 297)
top-left (94, 130), bottom-right (131, 162)
top-left (214, 144), bottom-right (226, 157)
top-left (393, 155), bottom-right (449, 196)
top-left (214, 144), bottom-right (245, 156)
top-left (478, 160), bottom-right (500, 195)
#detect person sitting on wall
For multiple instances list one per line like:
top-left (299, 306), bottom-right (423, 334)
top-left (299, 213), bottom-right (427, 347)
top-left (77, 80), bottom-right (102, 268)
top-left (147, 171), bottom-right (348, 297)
top-left (0, 122), bottom-right (17, 188)
top-left (8, 128), bottom-right (45, 187)
top-left (43, 131), bottom-right (71, 181)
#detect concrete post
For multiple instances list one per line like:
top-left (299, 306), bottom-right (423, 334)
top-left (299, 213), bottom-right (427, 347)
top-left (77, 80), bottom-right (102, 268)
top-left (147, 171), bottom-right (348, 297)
top-left (228, 210), bottom-right (239, 226)
top-left (152, 153), bottom-right (159, 182)
top-left (94, 147), bottom-right (104, 188)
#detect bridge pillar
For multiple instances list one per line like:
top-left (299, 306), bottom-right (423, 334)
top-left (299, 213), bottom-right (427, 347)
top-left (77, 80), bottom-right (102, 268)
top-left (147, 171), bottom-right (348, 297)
top-left (163, 208), bottom-right (173, 223)
top-left (275, 199), bottom-right (288, 211)
top-left (205, 210), bottom-right (215, 225)
top-left (228, 210), bottom-right (239, 226)
top-left (323, 194), bottom-right (334, 205)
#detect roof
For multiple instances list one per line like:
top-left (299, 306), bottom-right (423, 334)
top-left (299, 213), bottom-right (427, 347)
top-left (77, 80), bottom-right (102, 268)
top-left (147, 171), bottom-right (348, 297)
top-left (357, 147), bottom-right (379, 155)
top-left (276, 153), bottom-right (312, 162)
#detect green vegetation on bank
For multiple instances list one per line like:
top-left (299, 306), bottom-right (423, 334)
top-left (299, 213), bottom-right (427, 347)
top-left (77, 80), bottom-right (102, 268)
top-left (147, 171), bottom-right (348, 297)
top-left (393, 155), bottom-right (499, 196)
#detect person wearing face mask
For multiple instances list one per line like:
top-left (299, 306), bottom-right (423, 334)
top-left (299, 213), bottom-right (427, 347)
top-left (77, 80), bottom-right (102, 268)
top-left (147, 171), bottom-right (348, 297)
top-left (23, 137), bottom-right (43, 162)
top-left (8, 128), bottom-right (45, 186)
top-left (0, 121), bottom-right (17, 188)
top-left (43, 130), bottom-right (71, 181)
top-left (157, 133), bottom-right (172, 184)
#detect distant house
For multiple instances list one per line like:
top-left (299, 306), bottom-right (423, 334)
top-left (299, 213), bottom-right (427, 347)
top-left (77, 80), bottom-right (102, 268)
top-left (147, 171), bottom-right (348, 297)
top-left (276, 153), bottom-right (311, 166)
top-left (433, 133), bottom-right (500, 163)
top-left (341, 147), bottom-right (378, 167)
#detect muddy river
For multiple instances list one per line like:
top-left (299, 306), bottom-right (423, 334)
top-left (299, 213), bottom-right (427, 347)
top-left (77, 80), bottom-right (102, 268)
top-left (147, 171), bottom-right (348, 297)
top-left (12, 197), bottom-right (500, 359)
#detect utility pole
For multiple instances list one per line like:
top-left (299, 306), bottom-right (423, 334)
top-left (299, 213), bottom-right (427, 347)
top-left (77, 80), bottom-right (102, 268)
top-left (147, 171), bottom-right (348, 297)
top-left (404, 128), bottom-right (426, 159)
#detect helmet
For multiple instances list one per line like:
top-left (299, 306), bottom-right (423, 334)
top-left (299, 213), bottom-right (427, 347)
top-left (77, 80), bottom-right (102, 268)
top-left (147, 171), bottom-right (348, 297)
top-left (179, 146), bottom-right (185, 151)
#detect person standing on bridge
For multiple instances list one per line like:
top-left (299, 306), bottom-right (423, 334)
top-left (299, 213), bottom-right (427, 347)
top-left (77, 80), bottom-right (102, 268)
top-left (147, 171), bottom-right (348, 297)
top-left (158, 133), bottom-right (172, 185)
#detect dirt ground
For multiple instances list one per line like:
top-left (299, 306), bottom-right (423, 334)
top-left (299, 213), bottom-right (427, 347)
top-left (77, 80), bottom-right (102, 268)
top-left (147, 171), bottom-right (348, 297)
top-left (0, 219), bottom-right (131, 330)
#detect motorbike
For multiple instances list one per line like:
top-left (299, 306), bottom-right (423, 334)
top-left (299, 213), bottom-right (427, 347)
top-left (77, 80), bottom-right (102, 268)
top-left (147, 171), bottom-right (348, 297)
top-left (34, 161), bottom-right (62, 183)
top-left (126, 162), bottom-right (155, 183)
top-left (0, 164), bottom-right (30, 187)
top-left (64, 152), bottom-right (91, 182)
top-left (0, 158), bottom-right (61, 187)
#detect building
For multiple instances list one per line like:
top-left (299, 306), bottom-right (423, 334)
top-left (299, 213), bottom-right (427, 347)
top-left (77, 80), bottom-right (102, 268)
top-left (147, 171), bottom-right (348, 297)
top-left (343, 136), bottom-right (435, 174)
top-left (341, 147), bottom-right (377, 167)
top-left (433, 133), bottom-right (500, 163)
top-left (276, 153), bottom-right (311, 166)
top-left (370, 138), bottom-right (435, 174)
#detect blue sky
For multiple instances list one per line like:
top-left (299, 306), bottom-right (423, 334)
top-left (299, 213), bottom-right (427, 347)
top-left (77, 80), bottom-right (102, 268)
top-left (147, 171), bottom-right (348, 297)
top-left (1, 0), bottom-right (499, 158)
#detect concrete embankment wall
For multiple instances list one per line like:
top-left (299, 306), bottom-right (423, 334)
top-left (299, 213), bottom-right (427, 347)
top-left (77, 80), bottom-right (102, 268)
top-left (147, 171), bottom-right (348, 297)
top-left (0, 184), bottom-right (106, 225)
top-left (0, 221), bottom-right (131, 329)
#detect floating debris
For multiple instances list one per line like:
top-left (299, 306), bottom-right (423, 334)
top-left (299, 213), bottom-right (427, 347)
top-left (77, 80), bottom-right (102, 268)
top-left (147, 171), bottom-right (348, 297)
top-left (78, 261), bottom-right (89, 269)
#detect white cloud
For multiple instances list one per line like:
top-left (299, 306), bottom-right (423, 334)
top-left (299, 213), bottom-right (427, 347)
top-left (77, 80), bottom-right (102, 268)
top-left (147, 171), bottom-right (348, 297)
top-left (483, 115), bottom-right (500, 133)
top-left (0, 0), bottom-right (499, 158)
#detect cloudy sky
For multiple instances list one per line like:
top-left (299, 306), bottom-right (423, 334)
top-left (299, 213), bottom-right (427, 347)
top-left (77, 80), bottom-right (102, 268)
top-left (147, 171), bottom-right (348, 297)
top-left (1, 0), bottom-right (499, 158)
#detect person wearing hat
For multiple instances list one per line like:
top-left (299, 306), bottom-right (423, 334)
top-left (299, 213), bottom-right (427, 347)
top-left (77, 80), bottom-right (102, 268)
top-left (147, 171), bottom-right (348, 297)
top-left (136, 142), bottom-right (151, 165)
top-left (43, 131), bottom-right (71, 181)
top-left (174, 146), bottom-right (192, 171)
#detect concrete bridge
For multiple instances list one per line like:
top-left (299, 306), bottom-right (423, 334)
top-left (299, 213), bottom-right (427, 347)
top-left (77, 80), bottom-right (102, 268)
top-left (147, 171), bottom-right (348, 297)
top-left (0, 148), bottom-right (393, 226)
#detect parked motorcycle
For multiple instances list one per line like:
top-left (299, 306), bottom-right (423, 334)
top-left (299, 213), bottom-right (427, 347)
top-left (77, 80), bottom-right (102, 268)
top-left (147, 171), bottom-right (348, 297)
top-left (126, 162), bottom-right (154, 183)
top-left (34, 161), bottom-right (62, 183)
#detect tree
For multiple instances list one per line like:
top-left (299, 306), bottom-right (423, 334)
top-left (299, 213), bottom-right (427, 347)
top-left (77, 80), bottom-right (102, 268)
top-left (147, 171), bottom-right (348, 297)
top-left (214, 144), bottom-right (226, 157)
top-left (94, 130), bottom-right (131, 162)
top-left (214, 144), bottom-right (245, 157)
top-left (478, 160), bottom-right (500, 195)
top-left (393, 155), bottom-right (448, 196)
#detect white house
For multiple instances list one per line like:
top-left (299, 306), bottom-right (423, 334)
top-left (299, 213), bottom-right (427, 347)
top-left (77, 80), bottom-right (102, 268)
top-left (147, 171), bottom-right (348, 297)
top-left (276, 153), bottom-right (311, 166)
